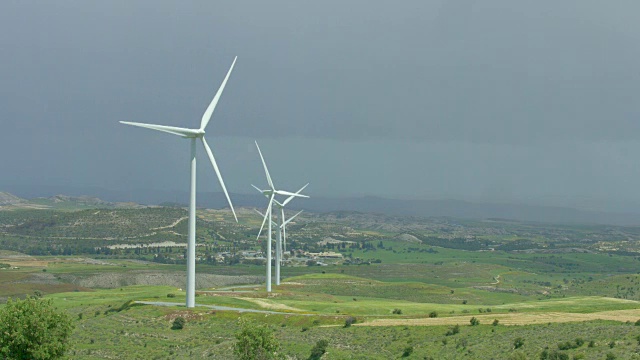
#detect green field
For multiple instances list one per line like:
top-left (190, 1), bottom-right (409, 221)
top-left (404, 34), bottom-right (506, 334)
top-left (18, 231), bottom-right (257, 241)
top-left (3, 203), bottom-right (640, 358)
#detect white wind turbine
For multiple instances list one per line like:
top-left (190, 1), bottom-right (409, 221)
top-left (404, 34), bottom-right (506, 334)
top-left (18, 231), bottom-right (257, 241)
top-left (254, 189), bottom-right (306, 285)
top-left (254, 186), bottom-right (307, 285)
top-left (120, 57), bottom-right (238, 308)
top-left (253, 141), bottom-right (308, 292)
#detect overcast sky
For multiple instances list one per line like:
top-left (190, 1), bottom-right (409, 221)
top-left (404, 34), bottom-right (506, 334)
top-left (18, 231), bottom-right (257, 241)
top-left (1, 1), bottom-right (640, 212)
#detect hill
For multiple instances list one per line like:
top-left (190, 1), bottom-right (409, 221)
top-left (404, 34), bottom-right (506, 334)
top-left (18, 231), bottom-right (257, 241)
top-left (6, 185), bottom-right (640, 225)
top-left (0, 192), bottom-right (25, 206)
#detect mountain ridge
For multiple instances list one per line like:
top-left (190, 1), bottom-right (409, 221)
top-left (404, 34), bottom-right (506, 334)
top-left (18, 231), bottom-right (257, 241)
top-left (2, 186), bottom-right (639, 226)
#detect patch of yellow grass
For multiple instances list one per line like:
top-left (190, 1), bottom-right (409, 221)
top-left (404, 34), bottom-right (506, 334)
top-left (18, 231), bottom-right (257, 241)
top-left (240, 298), bottom-right (305, 312)
top-left (356, 309), bottom-right (640, 327)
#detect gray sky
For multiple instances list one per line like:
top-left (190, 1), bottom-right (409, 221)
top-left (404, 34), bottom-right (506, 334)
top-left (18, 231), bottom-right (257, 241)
top-left (1, 1), bottom-right (640, 212)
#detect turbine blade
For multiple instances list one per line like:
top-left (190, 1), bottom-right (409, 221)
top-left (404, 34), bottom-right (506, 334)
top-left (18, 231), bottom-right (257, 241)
top-left (255, 141), bottom-right (274, 189)
top-left (254, 208), bottom-right (266, 218)
top-left (120, 121), bottom-right (198, 137)
top-left (251, 184), bottom-right (267, 196)
top-left (200, 56), bottom-right (237, 131)
top-left (284, 210), bottom-right (303, 226)
top-left (201, 137), bottom-right (237, 222)
top-left (275, 190), bottom-right (309, 198)
top-left (257, 194), bottom-right (274, 240)
top-left (282, 183), bottom-right (309, 206)
top-left (282, 209), bottom-right (288, 253)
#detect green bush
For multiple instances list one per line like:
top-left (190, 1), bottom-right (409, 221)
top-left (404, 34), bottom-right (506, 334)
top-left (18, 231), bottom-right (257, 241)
top-left (514, 337), bottom-right (525, 349)
top-left (429, 311), bottom-right (438, 318)
top-left (234, 320), bottom-right (284, 360)
top-left (401, 346), bottom-right (413, 357)
top-left (540, 349), bottom-right (569, 360)
top-left (470, 317), bottom-right (480, 326)
top-left (493, 319), bottom-right (500, 326)
top-left (308, 339), bottom-right (328, 360)
top-left (445, 324), bottom-right (460, 336)
top-left (0, 297), bottom-right (74, 360)
top-left (344, 317), bottom-right (356, 328)
top-left (392, 308), bottom-right (402, 314)
top-left (171, 317), bottom-right (186, 330)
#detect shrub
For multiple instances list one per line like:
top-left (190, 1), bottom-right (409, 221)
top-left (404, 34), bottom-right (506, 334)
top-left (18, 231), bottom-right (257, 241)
top-left (308, 339), bottom-right (328, 360)
top-left (588, 340), bottom-right (595, 348)
top-left (172, 317), bottom-right (186, 330)
top-left (401, 346), bottom-right (414, 357)
top-left (392, 308), bottom-right (402, 315)
top-left (540, 349), bottom-right (569, 360)
top-left (493, 319), bottom-right (499, 326)
top-left (514, 337), bottom-right (525, 349)
top-left (606, 353), bottom-right (616, 360)
top-left (0, 297), bottom-right (74, 360)
top-left (608, 341), bottom-right (615, 348)
top-left (470, 317), bottom-right (480, 326)
top-left (446, 324), bottom-right (460, 336)
top-left (167, 293), bottom-right (176, 298)
top-left (574, 338), bottom-right (584, 347)
top-left (344, 317), bottom-right (356, 328)
top-left (462, 300), bottom-right (468, 304)
top-left (429, 311), bottom-right (438, 318)
top-left (234, 320), bottom-right (284, 360)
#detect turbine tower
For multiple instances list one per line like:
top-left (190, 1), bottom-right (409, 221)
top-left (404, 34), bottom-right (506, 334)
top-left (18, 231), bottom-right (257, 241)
top-left (253, 141), bottom-right (308, 292)
top-left (120, 57), bottom-right (239, 308)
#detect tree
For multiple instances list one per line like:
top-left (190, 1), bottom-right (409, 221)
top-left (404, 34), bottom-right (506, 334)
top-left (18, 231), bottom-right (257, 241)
top-left (234, 320), bottom-right (284, 360)
top-left (0, 297), bottom-right (74, 360)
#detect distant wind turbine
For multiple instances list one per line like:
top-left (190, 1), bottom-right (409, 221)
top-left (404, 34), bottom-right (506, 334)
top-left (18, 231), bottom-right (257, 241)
top-left (120, 57), bottom-right (239, 308)
top-left (255, 186), bottom-right (307, 285)
top-left (254, 197), bottom-right (305, 285)
top-left (253, 141), bottom-right (308, 292)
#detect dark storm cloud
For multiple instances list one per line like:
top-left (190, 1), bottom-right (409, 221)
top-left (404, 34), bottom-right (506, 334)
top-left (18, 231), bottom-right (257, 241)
top-left (3, 1), bottom-right (639, 143)
top-left (1, 1), bottom-right (640, 211)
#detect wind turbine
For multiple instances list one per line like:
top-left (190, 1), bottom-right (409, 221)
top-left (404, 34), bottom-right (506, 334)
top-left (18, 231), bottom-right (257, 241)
top-left (120, 57), bottom-right (238, 308)
top-left (254, 200), bottom-right (305, 285)
top-left (253, 141), bottom-right (308, 292)
top-left (254, 186), bottom-right (307, 285)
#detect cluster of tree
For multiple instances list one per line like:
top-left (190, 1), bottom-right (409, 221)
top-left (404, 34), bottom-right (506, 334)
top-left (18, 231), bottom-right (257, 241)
top-left (0, 296), bottom-right (74, 359)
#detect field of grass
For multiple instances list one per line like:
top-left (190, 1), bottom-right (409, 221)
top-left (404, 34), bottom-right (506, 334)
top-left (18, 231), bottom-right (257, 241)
top-left (2, 252), bottom-right (640, 358)
top-left (5, 204), bottom-right (640, 358)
